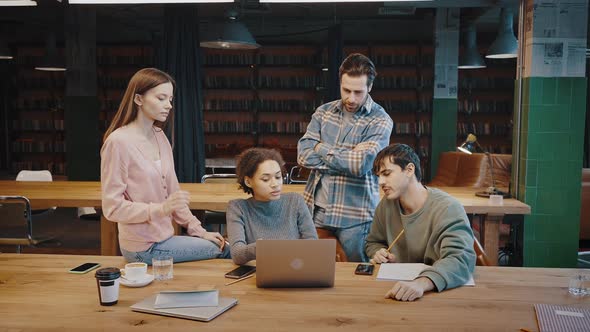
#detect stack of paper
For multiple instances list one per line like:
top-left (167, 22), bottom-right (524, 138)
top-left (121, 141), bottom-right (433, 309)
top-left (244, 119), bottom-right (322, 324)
top-left (376, 263), bottom-right (475, 286)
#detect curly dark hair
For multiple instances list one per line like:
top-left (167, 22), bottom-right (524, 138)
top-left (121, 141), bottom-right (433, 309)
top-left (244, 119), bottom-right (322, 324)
top-left (236, 148), bottom-right (286, 195)
top-left (372, 143), bottom-right (422, 182)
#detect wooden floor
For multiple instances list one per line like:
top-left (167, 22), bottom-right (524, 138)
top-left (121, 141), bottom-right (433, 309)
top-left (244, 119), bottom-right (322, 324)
top-left (0, 207), bottom-right (101, 255)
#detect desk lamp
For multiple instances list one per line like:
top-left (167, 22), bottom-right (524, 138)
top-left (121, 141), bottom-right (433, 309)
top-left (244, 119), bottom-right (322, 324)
top-left (458, 134), bottom-right (510, 198)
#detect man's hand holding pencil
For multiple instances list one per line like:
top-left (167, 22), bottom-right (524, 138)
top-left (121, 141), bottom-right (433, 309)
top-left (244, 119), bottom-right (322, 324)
top-left (370, 229), bottom-right (404, 264)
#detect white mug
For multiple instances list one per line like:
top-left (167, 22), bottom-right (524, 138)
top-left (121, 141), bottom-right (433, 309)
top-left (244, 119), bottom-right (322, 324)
top-left (122, 262), bottom-right (147, 281)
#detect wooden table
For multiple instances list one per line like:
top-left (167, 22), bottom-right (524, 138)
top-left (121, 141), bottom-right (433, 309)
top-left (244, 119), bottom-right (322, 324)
top-left (0, 181), bottom-right (530, 263)
top-left (0, 254), bottom-right (586, 331)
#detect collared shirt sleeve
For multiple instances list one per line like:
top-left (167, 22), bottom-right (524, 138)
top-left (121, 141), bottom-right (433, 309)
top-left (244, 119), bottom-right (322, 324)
top-left (297, 106), bottom-right (330, 170)
top-left (316, 115), bottom-right (393, 177)
top-left (296, 194), bottom-right (319, 239)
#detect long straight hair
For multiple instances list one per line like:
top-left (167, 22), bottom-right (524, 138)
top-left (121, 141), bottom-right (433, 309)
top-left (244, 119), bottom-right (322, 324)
top-left (103, 68), bottom-right (176, 143)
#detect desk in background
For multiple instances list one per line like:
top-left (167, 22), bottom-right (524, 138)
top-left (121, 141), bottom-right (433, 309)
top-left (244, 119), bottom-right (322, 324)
top-left (0, 181), bottom-right (530, 263)
top-left (0, 254), bottom-right (586, 331)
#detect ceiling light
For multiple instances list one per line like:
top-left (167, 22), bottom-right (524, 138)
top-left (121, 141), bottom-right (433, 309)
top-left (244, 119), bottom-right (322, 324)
top-left (0, 40), bottom-right (13, 59)
top-left (35, 32), bottom-right (66, 72)
top-left (260, 0), bottom-right (431, 2)
top-left (486, 7), bottom-right (518, 59)
top-left (69, 0), bottom-right (231, 3)
top-left (458, 24), bottom-right (486, 69)
top-left (0, 0), bottom-right (37, 6)
top-left (200, 9), bottom-right (260, 50)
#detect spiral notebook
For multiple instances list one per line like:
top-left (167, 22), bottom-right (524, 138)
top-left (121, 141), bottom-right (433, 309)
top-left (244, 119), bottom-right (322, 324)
top-left (131, 294), bottom-right (238, 322)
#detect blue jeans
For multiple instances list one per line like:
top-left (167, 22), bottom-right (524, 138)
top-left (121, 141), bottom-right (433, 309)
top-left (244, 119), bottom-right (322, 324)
top-left (121, 235), bottom-right (231, 264)
top-left (313, 206), bottom-right (371, 262)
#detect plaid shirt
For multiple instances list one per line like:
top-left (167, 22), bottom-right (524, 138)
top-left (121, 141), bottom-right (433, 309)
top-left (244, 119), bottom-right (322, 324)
top-left (297, 94), bottom-right (393, 228)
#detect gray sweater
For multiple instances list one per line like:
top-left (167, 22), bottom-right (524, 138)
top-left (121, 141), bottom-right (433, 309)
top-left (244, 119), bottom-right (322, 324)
top-left (365, 187), bottom-right (476, 291)
top-left (226, 192), bottom-right (318, 265)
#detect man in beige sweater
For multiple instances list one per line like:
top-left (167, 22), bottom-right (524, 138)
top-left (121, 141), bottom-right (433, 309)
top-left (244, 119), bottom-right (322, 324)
top-left (365, 144), bottom-right (476, 302)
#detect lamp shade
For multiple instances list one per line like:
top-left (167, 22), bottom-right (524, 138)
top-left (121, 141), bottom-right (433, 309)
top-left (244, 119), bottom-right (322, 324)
top-left (200, 20), bottom-right (260, 50)
top-left (457, 133), bottom-right (479, 154)
top-left (486, 7), bottom-right (518, 59)
top-left (458, 24), bottom-right (486, 69)
top-left (0, 40), bottom-right (12, 59)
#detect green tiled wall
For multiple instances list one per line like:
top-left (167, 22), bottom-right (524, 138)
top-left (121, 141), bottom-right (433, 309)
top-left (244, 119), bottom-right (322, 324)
top-left (516, 77), bottom-right (587, 267)
top-left (430, 98), bottom-right (458, 179)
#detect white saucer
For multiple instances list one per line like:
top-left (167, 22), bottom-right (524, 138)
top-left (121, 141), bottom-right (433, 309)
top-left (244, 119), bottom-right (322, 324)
top-left (120, 274), bottom-right (154, 288)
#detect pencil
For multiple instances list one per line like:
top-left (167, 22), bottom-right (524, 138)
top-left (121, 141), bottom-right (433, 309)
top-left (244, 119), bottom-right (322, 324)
top-left (224, 273), bottom-right (254, 286)
top-left (386, 229), bottom-right (405, 252)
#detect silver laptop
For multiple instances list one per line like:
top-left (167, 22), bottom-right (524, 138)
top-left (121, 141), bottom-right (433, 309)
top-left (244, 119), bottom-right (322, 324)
top-left (131, 295), bottom-right (238, 322)
top-left (256, 239), bottom-right (336, 288)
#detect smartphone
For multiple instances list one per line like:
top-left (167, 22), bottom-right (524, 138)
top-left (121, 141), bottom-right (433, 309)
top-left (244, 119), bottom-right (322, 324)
top-left (354, 264), bottom-right (374, 276)
top-left (225, 265), bottom-right (256, 279)
top-left (69, 263), bottom-right (101, 274)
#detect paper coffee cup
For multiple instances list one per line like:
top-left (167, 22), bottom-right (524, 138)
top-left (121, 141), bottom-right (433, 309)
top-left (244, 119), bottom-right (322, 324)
top-left (95, 267), bottom-right (121, 306)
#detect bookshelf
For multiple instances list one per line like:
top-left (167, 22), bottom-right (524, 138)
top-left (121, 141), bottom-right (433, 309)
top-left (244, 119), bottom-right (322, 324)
top-left (9, 47), bottom-right (66, 176)
top-left (201, 45), bottom-right (325, 166)
top-left (457, 60), bottom-right (515, 154)
top-left (97, 45), bottom-right (154, 135)
top-left (346, 44), bottom-right (434, 180)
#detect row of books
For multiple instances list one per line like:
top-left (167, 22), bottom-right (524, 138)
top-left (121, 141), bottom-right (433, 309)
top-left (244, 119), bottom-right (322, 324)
top-left (15, 77), bottom-right (66, 89)
top-left (12, 140), bottom-right (66, 153)
top-left (98, 76), bottom-right (134, 89)
top-left (97, 55), bottom-right (153, 66)
top-left (203, 76), bottom-right (323, 89)
top-left (13, 99), bottom-right (64, 111)
top-left (11, 161), bottom-right (66, 175)
top-left (481, 145), bottom-right (512, 154)
top-left (203, 121), bottom-right (256, 134)
top-left (458, 100), bottom-right (513, 114)
top-left (373, 76), bottom-right (432, 89)
top-left (457, 122), bottom-right (513, 136)
top-left (12, 119), bottom-right (65, 131)
top-left (393, 121), bottom-right (431, 135)
top-left (460, 77), bottom-right (514, 90)
top-left (259, 100), bottom-right (318, 112)
top-left (203, 100), bottom-right (255, 111)
top-left (259, 121), bottom-right (309, 134)
top-left (204, 143), bottom-right (254, 155)
top-left (380, 99), bottom-right (432, 113)
top-left (203, 76), bottom-right (254, 89)
top-left (258, 76), bottom-right (324, 89)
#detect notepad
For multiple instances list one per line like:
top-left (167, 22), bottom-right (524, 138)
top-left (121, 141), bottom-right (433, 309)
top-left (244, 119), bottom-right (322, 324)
top-left (535, 304), bottom-right (590, 332)
top-left (154, 290), bottom-right (219, 309)
top-left (376, 263), bottom-right (475, 286)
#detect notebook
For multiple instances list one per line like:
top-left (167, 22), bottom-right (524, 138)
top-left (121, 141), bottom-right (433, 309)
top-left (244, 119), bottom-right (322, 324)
top-left (534, 304), bottom-right (590, 332)
top-left (256, 239), bottom-right (336, 288)
top-left (131, 294), bottom-right (238, 322)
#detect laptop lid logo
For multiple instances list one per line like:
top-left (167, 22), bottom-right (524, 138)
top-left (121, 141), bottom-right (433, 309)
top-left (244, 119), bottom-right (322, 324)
top-left (290, 258), bottom-right (304, 270)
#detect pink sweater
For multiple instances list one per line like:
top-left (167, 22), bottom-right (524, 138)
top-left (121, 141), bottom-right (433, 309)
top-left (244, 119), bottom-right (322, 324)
top-left (100, 126), bottom-right (206, 252)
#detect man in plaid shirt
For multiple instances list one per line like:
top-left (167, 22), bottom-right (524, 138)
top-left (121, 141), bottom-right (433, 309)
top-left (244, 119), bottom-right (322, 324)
top-left (297, 53), bottom-right (393, 262)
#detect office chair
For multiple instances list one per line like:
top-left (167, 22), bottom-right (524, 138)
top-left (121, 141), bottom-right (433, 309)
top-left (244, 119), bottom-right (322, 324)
top-left (0, 195), bottom-right (57, 253)
top-left (15, 170), bottom-right (56, 214)
top-left (200, 174), bottom-right (238, 234)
